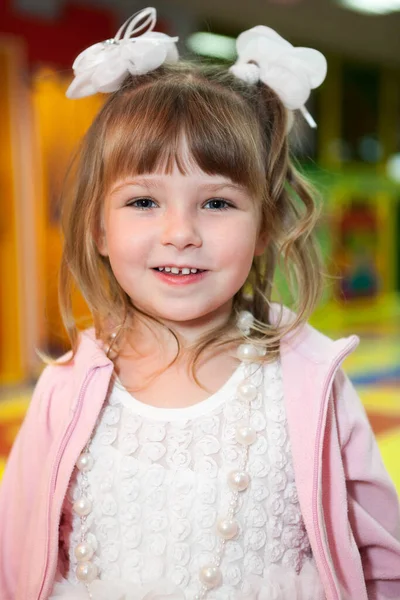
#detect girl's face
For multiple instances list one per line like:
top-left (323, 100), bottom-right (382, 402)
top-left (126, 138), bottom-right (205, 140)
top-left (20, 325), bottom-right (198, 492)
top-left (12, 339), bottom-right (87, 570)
top-left (99, 160), bottom-right (266, 331)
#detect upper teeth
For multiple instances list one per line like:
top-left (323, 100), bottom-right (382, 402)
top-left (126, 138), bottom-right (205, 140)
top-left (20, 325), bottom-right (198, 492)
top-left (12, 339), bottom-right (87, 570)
top-left (158, 267), bottom-right (199, 274)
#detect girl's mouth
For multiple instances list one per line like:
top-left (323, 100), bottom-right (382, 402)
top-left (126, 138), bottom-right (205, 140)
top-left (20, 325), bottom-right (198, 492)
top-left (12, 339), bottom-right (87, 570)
top-left (152, 266), bottom-right (208, 285)
top-left (154, 266), bottom-right (205, 276)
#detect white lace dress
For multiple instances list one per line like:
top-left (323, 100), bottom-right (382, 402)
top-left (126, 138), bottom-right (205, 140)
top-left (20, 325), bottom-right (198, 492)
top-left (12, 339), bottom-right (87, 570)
top-left (51, 359), bottom-right (325, 600)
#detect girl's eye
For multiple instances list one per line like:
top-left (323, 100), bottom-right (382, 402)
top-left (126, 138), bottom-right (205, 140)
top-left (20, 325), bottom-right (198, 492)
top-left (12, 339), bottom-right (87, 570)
top-left (204, 198), bottom-right (233, 211)
top-left (128, 198), bottom-right (157, 210)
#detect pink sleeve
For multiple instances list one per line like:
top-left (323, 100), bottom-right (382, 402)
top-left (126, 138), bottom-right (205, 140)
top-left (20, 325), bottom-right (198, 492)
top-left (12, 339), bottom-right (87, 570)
top-left (0, 366), bottom-right (56, 599)
top-left (335, 370), bottom-right (400, 599)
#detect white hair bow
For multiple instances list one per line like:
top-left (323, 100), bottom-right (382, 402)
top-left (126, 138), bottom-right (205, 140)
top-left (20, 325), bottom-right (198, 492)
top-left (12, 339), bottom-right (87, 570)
top-left (229, 26), bottom-right (327, 128)
top-left (66, 7), bottom-right (179, 99)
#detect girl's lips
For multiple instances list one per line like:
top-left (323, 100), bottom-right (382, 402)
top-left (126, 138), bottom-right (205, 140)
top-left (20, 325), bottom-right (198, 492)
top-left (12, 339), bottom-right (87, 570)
top-left (155, 267), bottom-right (204, 274)
top-left (152, 269), bottom-right (208, 285)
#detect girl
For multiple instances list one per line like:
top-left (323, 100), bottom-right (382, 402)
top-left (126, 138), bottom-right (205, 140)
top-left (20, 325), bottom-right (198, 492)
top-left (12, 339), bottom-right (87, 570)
top-left (1, 8), bottom-right (399, 600)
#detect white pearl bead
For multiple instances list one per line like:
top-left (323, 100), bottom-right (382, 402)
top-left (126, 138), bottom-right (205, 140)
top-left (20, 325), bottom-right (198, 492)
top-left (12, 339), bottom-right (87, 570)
top-left (235, 423), bottom-right (257, 446)
top-left (237, 381), bottom-right (257, 402)
top-left (76, 560), bottom-right (98, 582)
top-left (199, 565), bottom-right (222, 588)
top-left (73, 496), bottom-right (92, 516)
top-left (76, 453), bottom-right (94, 473)
top-left (217, 517), bottom-right (239, 540)
top-left (237, 344), bottom-right (259, 362)
top-left (228, 470), bottom-right (250, 492)
top-left (74, 541), bottom-right (94, 561)
top-left (237, 311), bottom-right (254, 333)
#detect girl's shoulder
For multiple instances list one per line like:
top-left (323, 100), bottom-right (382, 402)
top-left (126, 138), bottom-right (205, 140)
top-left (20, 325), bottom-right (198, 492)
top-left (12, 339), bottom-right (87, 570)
top-left (47, 327), bottom-right (110, 372)
top-left (33, 328), bottom-right (112, 415)
top-left (273, 305), bottom-right (359, 365)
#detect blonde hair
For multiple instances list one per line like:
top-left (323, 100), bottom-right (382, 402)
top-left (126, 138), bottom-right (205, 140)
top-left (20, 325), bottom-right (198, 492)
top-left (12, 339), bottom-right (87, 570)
top-left (59, 61), bottom-right (323, 377)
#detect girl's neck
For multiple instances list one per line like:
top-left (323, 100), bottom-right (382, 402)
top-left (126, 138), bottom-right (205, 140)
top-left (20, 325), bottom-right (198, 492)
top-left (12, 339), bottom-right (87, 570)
top-left (120, 305), bottom-right (236, 362)
top-left (112, 307), bottom-right (240, 404)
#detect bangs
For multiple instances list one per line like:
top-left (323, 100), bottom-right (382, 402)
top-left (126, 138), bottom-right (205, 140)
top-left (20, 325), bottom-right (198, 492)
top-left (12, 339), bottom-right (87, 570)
top-left (101, 77), bottom-right (266, 196)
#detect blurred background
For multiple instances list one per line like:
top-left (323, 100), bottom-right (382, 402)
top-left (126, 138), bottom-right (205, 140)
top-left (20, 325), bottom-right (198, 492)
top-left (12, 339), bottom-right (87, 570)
top-left (0, 0), bottom-right (399, 489)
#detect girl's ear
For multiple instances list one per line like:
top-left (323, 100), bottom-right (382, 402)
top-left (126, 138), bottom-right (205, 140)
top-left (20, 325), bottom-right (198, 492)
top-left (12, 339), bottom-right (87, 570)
top-left (94, 219), bottom-right (108, 257)
top-left (97, 235), bottom-right (108, 257)
top-left (254, 230), bottom-right (268, 257)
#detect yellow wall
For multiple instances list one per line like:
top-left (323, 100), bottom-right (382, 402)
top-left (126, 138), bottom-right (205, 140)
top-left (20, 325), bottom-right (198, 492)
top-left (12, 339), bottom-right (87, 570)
top-left (33, 71), bottom-right (103, 351)
top-left (0, 41), bottom-right (24, 383)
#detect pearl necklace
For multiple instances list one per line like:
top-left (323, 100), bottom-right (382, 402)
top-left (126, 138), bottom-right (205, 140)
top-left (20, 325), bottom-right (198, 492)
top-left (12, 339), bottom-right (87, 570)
top-left (72, 311), bottom-right (264, 598)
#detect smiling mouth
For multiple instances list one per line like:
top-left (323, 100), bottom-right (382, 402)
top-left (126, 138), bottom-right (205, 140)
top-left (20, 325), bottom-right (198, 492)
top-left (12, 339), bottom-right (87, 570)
top-left (154, 267), bottom-right (206, 275)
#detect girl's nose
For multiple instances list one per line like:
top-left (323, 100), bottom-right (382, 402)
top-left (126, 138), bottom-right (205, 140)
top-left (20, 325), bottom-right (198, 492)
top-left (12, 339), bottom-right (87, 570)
top-left (160, 209), bottom-right (202, 249)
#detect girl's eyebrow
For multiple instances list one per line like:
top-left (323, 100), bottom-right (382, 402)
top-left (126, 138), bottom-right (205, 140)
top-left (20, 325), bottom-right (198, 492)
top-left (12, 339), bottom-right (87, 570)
top-left (109, 178), bottom-right (246, 195)
top-left (109, 178), bottom-right (156, 195)
top-left (200, 182), bottom-right (246, 193)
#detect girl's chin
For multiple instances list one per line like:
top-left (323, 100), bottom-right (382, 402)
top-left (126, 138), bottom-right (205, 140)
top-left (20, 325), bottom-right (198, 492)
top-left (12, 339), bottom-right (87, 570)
top-left (129, 305), bottom-right (232, 328)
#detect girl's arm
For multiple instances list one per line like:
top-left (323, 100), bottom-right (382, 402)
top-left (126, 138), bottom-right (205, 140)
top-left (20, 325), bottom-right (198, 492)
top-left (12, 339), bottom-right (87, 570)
top-left (335, 370), bottom-right (400, 599)
top-left (0, 366), bottom-right (56, 599)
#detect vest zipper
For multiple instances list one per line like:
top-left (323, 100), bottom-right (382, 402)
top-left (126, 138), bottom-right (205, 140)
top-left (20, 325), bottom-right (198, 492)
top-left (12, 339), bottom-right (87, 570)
top-left (38, 367), bottom-right (98, 600)
top-left (312, 337), bottom-right (358, 600)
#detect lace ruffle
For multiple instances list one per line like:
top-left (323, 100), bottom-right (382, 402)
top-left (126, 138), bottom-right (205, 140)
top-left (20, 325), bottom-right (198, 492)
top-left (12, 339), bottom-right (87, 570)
top-left (50, 560), bottom-right (324, 600)
top-left (49, 577), bottom-right (185, 600)
top-left (238, 560), bottom-right (325, 599)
